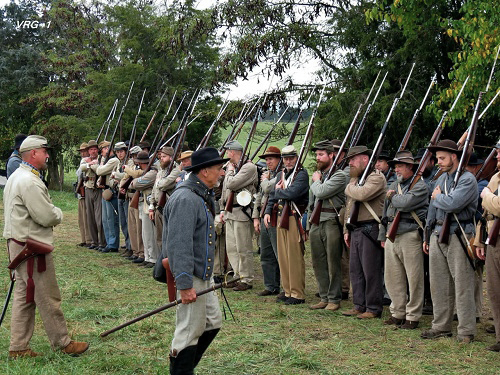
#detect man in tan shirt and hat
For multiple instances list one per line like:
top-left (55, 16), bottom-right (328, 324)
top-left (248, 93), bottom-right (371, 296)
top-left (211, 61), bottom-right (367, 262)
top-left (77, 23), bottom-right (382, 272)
top-left (3, 135), bottom-right (88, 358)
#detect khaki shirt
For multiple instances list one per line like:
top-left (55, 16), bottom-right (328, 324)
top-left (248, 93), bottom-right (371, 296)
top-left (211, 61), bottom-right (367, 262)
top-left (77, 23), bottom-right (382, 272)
top-left (96, 157), bottom-right (120, 188)
top-left (80, 156), bottom-right (99, 189)
top-left (3, 164), bottom-right (62, 244)
top-left (221, 161), bottom-right (258, 222)
top-left (474, 171), bottom-right (500, 246)
top-left (344, 169), bottom-right (386, 234)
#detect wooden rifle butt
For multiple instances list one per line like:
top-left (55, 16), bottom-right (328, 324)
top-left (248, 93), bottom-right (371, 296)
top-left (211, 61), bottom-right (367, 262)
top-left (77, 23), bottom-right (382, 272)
top-left (278, 202), bottom-right (290, 230)
top-left (438, 214), bottom-right (451, 244)
top-left (309, 200), bottom-right (322, 226)
top-left (259, 196), bottom-right (269, 218)
top-left (157, 191), bottom-right (167, 209)
top-left (347, 201), bottom-right (360, 228)
top-left (130, 191), bottom-right (140, 210)
top-left (486, 218), bottom-right (500, 247)
top-left (225, 191), bottom-right (235, 213)
top-left (386, 212), bottom-right (401, 243)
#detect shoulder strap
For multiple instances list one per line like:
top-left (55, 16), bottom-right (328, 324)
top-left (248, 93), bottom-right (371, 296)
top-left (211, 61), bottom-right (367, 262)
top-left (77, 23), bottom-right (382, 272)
top-left (397, 183), bottom-right (424, 230)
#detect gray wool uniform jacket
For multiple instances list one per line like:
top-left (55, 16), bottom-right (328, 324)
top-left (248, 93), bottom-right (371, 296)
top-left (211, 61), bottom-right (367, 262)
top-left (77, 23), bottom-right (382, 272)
top-left (426, 170), bottom-right (478, 235)
top-left (163, 173), bottom-right (216, 290)
top-left (265, 167), bottom-right (309, 215)
top-left (378, 176), bottom-right (429, 240)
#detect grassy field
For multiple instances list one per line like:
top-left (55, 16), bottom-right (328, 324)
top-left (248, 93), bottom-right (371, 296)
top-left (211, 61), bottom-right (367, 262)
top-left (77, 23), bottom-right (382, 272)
top-left (1, 189), bottom-right (500, 374)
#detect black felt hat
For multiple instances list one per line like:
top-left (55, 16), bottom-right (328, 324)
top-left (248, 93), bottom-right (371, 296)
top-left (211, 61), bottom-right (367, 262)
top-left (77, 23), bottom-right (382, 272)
top-left (184, 147), bottom-right (229, 172)
top-left (427, 139), bottom-right (460, 154)
top-left (13, 134), bottom-right (27, 150)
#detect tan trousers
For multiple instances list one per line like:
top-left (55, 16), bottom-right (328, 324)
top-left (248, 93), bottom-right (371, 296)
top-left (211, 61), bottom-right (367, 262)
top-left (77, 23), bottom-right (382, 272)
top-left (225, 219), bottom-right (254, 284)
top-left (78, 198), bottom-right (91, 244)
top-left (128, 203), bottom-right (144, 258)
top-left (384, 230), bottom-right (424, 321)
top-left (8, 241), bottom-right (71, 351)
top-left (277, 215), bottom-right (305, 299)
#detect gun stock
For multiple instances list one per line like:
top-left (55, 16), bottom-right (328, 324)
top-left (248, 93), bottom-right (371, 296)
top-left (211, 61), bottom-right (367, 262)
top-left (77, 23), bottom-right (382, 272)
top-left (386, 213), bottom-right (400, 243)
top-left (130, 190), bottom-right (140, 210)
top-left (347, 201), bottom-right (360, 228)
top-left (225, 191), bottom-right (235, 213)
top-left (309, 199), bottom-right (322, 226)
top-left (279, 202), bottom-right (290, 230)
top-left (486, 218), bottom-right (500, 247)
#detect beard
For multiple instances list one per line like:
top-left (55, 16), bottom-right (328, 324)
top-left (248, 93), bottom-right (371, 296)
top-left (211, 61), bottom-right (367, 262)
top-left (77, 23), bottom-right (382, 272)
top-left (349, 165), bottom-right (363, 178)
top-left (40, 158), bottom-right (49, 171)
top-left (316, 160), bottom-right (329, 171)
top-left (160, 160), bottom-right (169, 169)
top-left (396, 174), bottom-right (404, 183)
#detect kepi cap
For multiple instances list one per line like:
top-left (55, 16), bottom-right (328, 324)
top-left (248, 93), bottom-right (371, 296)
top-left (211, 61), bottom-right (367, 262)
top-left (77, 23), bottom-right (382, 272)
top-left (281, 145), bottom-right (298, 157)
top-left (19, 135), bottom-right (52, 153)
top-left (225, 140), bottom-right (243, 151)
top-left (160, 146), bottom-right (174, 156)
top-left (129, 146), bottom-right (142, 155)
top-left (114, 142), bottom-right (127, 151)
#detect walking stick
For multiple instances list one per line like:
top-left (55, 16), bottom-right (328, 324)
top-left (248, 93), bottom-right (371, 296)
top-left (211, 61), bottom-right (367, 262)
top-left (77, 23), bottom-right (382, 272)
top-left (100, 277), bottom-right (240, 337)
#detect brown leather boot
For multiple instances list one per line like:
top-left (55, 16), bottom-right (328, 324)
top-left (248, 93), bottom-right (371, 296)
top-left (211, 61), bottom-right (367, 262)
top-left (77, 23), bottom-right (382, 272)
top-left (62, 341), bottom-right (89, 355)
top-left (8, 349), bottom-right (42, 359)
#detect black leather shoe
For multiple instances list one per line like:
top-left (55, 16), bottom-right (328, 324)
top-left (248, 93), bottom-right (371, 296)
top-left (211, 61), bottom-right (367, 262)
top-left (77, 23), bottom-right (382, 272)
top-left (126, 255), bottom-right (138, 260)
top-left (276, 292), bottom-right (287, 303)
top-left (284, 297), bottom-right (305, 305)
top-left (89, 245), bottom-right (97, 250)
top-left (133, 257), bottom-right (145, 264)
top-left (137, 261), bottom-right (147, 267)
top-left (144, 262), bottom-right (155, 268)
top-left (342, 292), bottom-right (349, 300)
top-left (109, 248), bottom-right (119, 253)
top-left (257, 289), bottom-right (279, 296)
top-left (97, 246), bottom-right (106, 252)
top-left (101, 247), bottom-right (110, 253)
top-left (121, 250), bottom-right (133, 257)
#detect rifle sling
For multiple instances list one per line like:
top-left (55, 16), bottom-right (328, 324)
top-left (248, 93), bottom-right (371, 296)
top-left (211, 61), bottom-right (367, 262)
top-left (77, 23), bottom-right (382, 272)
top-left (397, 183), bottom-right (424, 230)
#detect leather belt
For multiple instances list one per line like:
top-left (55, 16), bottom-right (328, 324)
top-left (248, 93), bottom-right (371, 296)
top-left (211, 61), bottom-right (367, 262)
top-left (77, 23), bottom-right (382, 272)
top-left (436, 219), bottom-right (473, 226)
top-left (388, 218), bottom-right (417, 224)
top-left (321, 208), bottom-right (341, 213)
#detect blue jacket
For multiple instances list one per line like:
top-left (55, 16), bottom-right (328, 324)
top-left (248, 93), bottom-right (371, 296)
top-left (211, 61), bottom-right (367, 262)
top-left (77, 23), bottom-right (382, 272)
top-left (163, 173), bottom-right (216, 290)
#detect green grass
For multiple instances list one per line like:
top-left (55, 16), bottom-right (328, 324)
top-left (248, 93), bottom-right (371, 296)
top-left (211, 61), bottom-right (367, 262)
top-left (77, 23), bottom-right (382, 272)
top-left (1, 189), bottom-right (500, 374)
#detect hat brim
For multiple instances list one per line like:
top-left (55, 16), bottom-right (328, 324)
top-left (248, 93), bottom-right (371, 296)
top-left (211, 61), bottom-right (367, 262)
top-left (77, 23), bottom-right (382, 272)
top-left (346, 150), bottom-right (372, 160)
top-left (387, 159), bottom-right (417, 168)
top-left (427, 146), bottom-right (460, 154)
top-left (258, 152), bottom-right (281, 159)
top-left (468, 159), bottom-right (484, 166)
top-left (184, 158), bottom-right (230, 172)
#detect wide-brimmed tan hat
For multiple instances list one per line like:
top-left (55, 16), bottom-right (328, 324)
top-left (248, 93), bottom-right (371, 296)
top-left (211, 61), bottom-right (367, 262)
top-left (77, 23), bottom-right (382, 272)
top-left (346, 145), bottom-right (372, 160)
top-left (177, 150), bottom-right (193, 161)
top-left (388, 150), bottom-right (417, 167)
top-left (87, 140), bottom-right (98, 148)
top-left (99, 140), bottom-right (111, 150)
top-left (79, 142), bottom-right (89, 151)
top-left (259, 146), bottom-right (281, 159)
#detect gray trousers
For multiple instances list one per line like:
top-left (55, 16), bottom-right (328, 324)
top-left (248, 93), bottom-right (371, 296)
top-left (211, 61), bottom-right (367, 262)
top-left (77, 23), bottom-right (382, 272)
top-left (259, 218), bottom-right (280, 293)
top-left (486, 240), bottom-right (500, 342)
top-left (171, 277), bottom-right (222, 355)
top-left (384, 230), bottom-right (424, 321)
top-left (118, 198), bottom-right (130, 250)
top-left (310, 220), bottom-right (343, 304)
top-left (349, 224), bottom-right (383, 314)
top-left (84, 187), bottom-right (105, 247)
top-left (429, 233), bottom-right (476, 336)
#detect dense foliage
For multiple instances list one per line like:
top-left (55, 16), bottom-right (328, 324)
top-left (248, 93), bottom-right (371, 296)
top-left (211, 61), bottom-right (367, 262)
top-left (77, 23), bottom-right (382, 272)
top-left (1, 0), bottom-right (498, 188)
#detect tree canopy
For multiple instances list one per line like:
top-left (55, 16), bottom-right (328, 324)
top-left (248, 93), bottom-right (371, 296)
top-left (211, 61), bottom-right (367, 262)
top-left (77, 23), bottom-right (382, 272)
top-left (1, 0), bottom-right (498, 188)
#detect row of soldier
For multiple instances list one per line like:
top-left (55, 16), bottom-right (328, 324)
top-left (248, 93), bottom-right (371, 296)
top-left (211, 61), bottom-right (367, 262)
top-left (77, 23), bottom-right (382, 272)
top-left (74, 133), bottom-right (500, 350)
